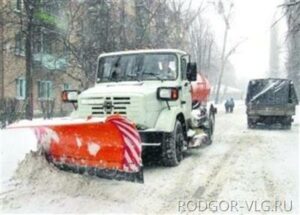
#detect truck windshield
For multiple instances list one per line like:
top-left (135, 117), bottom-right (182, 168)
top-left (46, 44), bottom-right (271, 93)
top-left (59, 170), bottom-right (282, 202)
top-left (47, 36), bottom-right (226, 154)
top-left (96, 53), bottom-right (177, 83)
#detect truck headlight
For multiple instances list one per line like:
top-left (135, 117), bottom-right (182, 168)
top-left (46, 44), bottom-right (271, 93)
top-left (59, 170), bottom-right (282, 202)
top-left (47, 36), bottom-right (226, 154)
top-left (61, 90), bottom-right (80, 103)
top-left (157, 87), bottom-right (179, 101)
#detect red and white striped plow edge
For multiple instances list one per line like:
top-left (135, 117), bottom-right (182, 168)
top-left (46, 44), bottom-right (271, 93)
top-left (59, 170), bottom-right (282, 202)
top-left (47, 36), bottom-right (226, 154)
top-left (107, 116), bottom-right (142, 173)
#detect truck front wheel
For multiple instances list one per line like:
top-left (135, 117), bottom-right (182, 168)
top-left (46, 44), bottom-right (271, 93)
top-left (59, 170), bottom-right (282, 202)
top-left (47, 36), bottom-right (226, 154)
top-left (161, 121), bottom-right (184, 167)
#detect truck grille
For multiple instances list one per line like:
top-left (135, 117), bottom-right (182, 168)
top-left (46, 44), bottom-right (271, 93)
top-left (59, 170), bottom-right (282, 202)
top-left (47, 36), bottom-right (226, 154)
top-left (90, 97), bottom-right (131, 117)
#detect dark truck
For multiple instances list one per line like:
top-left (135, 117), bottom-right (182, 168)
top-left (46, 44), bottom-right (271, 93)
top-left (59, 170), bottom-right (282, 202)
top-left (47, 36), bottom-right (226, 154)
top-left (246, 78), bottom-right (298, 128)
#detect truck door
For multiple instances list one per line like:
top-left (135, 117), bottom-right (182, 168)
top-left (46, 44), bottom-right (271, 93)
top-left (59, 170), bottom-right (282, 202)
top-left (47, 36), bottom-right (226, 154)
top-left (180, 55), bottom-right (192, 117)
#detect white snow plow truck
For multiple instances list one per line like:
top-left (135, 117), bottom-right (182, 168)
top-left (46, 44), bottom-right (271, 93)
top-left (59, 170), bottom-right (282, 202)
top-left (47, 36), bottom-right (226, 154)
top-left (9, 49), bottom-right (216, 183)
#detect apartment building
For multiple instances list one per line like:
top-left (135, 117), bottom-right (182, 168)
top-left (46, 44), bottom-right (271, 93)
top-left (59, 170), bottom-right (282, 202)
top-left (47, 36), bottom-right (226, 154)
top-left (0, 0), bottom-right (82, 117)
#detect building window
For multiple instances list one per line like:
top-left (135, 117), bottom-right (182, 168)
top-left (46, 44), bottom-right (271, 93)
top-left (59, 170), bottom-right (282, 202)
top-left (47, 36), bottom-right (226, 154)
top-left (12, 0), bottom-right (23, 12)
top-left (16, 0), bottom-right (21, 10)
top-left (15, 32), bottom-right (25, 56)
top-left (38, 80), bottom-right (53, 100)
top-left (63, 83), bottom-right (70, 90)
top-left (16, 78), bottom-right (26, 99)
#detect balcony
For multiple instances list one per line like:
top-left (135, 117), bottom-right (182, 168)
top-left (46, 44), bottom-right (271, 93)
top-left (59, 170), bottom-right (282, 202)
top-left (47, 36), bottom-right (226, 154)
top-left (33, 52), bottom-right (68, 71)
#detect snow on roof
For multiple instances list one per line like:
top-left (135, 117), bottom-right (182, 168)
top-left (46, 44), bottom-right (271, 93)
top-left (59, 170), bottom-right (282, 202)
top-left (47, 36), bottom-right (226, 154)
top-left (98, 49), bottom-right (187, 58)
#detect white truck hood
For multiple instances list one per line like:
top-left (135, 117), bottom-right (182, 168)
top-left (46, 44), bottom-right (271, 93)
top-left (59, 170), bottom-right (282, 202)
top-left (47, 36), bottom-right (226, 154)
top-left (75, 81), bottom-right (179, 128)
top-left (80, 81), bottom-right (169, 97)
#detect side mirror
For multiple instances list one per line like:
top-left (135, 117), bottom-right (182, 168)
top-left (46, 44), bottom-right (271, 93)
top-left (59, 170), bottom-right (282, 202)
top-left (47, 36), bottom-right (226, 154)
top-left (61, 90), bottom-right (80, 103)
top-left (187, 62), bottom-right (197, 81)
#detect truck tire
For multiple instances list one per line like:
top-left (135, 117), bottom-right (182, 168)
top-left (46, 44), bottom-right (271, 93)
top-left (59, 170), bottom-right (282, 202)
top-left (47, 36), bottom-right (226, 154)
top-left (247, 116), bottom-right (255, 128)
top-left (204, 104), bottom-right (216, 145)
top-left (281, 116), bottom-right (292, 129)
top-left (161, 121), bottom-right (184, 167)
top-left (204, 112), bottom-right (214, 145)
top-left (283, 123), bottom-right (291, 130)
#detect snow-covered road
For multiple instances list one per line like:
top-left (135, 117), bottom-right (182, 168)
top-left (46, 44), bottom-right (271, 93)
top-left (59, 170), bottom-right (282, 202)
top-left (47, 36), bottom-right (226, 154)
top-left (0, 103), bottom-right (299, 214)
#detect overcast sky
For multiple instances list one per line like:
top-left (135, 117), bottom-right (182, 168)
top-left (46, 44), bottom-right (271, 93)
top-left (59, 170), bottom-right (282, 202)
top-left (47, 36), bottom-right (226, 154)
top-left (196, 0), bottom-right (286, 82)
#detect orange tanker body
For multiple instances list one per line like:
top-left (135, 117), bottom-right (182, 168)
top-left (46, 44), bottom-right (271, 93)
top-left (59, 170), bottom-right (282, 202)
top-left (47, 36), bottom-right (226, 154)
top-left (191, 73), bottom-right (211, 103)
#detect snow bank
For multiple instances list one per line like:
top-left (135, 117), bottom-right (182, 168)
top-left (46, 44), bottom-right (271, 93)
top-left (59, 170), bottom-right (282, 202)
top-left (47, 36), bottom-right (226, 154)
top-left (0, 128), bottom-right (37, 187)
top-left (294, 105), bottom-right (300, 125)
top-left (2, 150), bottom-right (144, 213)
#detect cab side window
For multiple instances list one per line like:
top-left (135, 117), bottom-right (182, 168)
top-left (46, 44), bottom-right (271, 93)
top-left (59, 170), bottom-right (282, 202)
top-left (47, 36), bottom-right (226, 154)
top-left (181, 57), bottom-right (187, 80)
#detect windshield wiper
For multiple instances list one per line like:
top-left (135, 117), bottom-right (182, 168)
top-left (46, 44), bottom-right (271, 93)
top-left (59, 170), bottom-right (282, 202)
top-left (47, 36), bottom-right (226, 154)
top-left (126, 73), bottom-right (142, 82)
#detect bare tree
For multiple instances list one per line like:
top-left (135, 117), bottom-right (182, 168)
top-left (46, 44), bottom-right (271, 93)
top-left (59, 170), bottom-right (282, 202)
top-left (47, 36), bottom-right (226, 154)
top-left (284, 0), bottom-right (300, 34)
top-left (269, 18), bottom-right (280, 78)
top-left (61, 0), bottom-right (127, 88)
top-left (59, 0), bottom-right (206, 88)
top-left (283, 0), bottom-right (300, 95)
top-left (23, 0), bottom-right (40, 119)
top-left (213, 0), bottom-right (234, 104)
top-left (188, 15), bottom-right (216, 75)
top-left (0, 0), bottom-right (4, 99)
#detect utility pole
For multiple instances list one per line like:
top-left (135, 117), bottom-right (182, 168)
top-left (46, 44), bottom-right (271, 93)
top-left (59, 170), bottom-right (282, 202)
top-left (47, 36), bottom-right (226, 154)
top-left (215, 22), bottom-right (229, 104)
top-left (214, 1), bottom-right (233, 104)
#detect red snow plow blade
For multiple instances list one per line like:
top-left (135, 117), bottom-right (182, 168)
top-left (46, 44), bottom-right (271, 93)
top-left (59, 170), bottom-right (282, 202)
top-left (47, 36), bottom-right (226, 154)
top-left (9, 115), bottom-right (143, 183)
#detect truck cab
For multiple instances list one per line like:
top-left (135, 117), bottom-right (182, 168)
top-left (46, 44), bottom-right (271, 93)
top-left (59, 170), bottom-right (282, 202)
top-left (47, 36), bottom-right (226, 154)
top-left (65, 49), bottom-right (201, 166)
